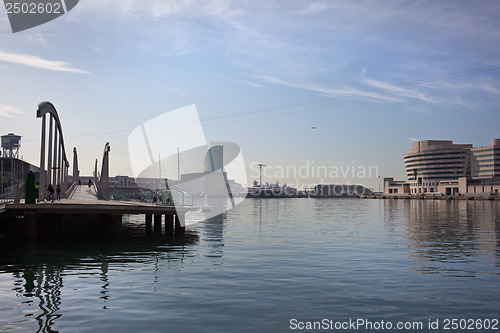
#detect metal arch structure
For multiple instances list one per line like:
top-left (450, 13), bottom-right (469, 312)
top-left (73, 147), bottom-right (80, 184)
top-left (37, 101), bottom-right (71, 200)
top-left (95, 142), bottom-right (110, 201)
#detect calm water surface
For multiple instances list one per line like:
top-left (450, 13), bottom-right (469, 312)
top-left (0, 199), bottom-right (499, 332)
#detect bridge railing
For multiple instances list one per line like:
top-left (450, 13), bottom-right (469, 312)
top-left (0, 192), bottom-right (14, 205)
top-left (170, 186), bottom-right (194, 206)
top-left (64, 181), bottom-right (78, 199)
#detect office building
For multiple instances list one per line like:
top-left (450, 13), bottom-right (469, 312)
top-left (385, 139), bottom-right (500, 196)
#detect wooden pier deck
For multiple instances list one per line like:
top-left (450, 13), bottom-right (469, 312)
top-left (0, 185), bottom-right (197, 238)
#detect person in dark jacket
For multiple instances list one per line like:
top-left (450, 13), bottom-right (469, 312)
top-left (47, 184), bottom-right (54, 202)
top-left (56, 184), bottom-right (61, 201)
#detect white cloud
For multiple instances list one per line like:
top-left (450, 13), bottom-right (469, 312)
top-left (408, 138), bottom-right (419, 142)
top-left (0, 103), bottom-right (23, 118)
top-left (361, 75), bottom-right (439, 104)
top-left (259, 75), bottom-right (405, 103)
top-left (0, 51), bottom-right (89, 74)
top-left (296, 1), bottom-right (334, 15)
top-left (77, 0), bottom-right (238, 20)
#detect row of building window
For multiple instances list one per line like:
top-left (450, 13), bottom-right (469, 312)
top-left (471, 148), bottom-right (498, 154)
top-left (407, 176), bottom-right (464, 181)
top-left (404, 154), bottom-right (466, 162)
top-left (469, 178), bottom-right (500, 185)
top-left (405, 161), bottom-right (465, 168)
top-left (404, 160), bottom-right (466, 167)
top-left (408, 182), bottom-right (440, 186)
top-left (404, 152), bottom-right (466, 159)
top-left (405, 150), bottom-right (466, 154)
top-left (471, 153), bottom-right (500, 158)
top-left (406, 171), bottom-right (466, 177)
top-left (405, 166), bottom-right (466, 172)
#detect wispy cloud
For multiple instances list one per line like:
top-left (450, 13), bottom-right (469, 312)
top-left (295, 1), bottom-right (344, 15)
top-left (202, 72), bottom-right (266, 88)
top-left (361, 74), bottom-right (439, 104)
top-left (79, 0), bottom-right (239, 21)
top-left (408, 138), bottom-right (419, 142)
top-left (0, 51), bottom-right (89, 74)
top-left (259, 75), bottom-right (404, 103)
top-left (0, 103), bottom-right (23, 118)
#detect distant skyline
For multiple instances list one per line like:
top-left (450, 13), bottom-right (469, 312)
top-left (1, 1), bottom-right (500, 189)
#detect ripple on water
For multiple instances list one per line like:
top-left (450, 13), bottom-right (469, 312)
top-left (0, 199), bottom-right (499, 332)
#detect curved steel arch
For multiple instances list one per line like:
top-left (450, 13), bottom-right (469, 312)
top-left (96, 142), bottom-right (110, 200)
top-left (37, 101), bottom-right (71, 200)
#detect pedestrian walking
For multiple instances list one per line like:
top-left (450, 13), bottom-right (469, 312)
top-left (47, 184), bottom-right (55, 202)
top-left (56, 184), bottom-right (61, 201)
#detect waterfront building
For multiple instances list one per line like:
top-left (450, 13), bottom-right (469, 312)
top-left (385, 139), bottom-right (500, 196)
top-left (112, 175), bottom-right (137, 187)
top-left (0, 157), bottom-right (39, 193)
top-left (463, 139), bottom-right (500, 195)
top-left (384, 177), bottom-right (410, 194)
top-left (470, 139), bottom-right (500, 179)
top-left (1, 133), bottom-right (40, 193)
top-left (403, 140), bottom-right (472, 195)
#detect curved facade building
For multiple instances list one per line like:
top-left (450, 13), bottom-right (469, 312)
top-left (403, 140), bottom-right (472, 194)
top-left (470, 139), bottom-right (500, 179)
top-left (386, 139), bottom-right (500, 196)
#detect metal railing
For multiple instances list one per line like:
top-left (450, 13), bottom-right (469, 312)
top-left (0, 192), bottom-right (14, 205)
top-left (170, 186), bottom-right (194, 206)
top-left (64, 181), bottom-right (78, 199)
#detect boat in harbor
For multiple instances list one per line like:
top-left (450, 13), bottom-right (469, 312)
top-left (246, 180), bottom-right (298, 198)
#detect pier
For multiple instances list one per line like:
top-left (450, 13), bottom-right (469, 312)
top-left (0, 101), bottom-right (198, 240)
top-left (361, 194), bottom-right (500, 200)
top-left (1, 185), bottom-right (196, 239)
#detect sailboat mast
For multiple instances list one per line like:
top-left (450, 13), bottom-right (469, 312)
top-left (158, 154), bottom-right (161, 178)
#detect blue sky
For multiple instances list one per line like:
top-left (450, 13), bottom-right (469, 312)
top-left (1, 0), bottom-right (500, 189)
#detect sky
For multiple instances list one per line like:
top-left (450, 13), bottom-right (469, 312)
top-left (1, 0), bottom-right (500, 190)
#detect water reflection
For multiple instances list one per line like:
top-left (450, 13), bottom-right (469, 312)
top-left (384, 199), bottom-right (500, 276)
top-left (201, 214), bottom-right (226, 259)
top-left (0, 216), bottom-right (203, 333)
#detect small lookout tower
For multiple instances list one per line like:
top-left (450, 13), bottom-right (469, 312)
top-left (1, 133), bottom-right (22, 159)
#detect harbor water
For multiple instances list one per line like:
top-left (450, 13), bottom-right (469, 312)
top-left (0, 198), bottom-right (499, 332)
